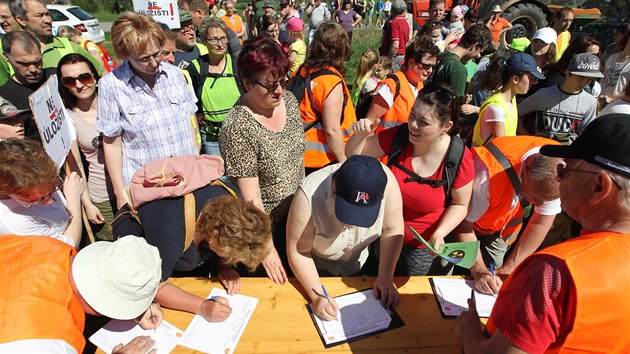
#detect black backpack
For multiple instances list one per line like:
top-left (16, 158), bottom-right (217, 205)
top-left (286, 65), bottom-right (348, 132)
top-left (387, 123), bottom-right (465, 205)
top-left (355, 73), bottom-right (401, 118)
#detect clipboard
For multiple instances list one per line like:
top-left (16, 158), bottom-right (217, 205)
top-left (429, 277), bottom-right (496, 318)
top-left (306, 288), bottom-right (405, 348)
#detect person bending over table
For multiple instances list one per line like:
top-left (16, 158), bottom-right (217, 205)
top-left (456, 113), bottom-right (630, 353)
top-left (113, 188), bottom-right (271, 323)
top-left (286, 155), bottom-right (404, 320)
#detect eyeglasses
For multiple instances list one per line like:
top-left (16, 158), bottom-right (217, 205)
top-left (422, 81), bottom-right (454, 104)
top-left (8, 177), bottom-right (63, 208)
top-left (61, 73), bottom-right (95, 88)
top-left (251, 77), bottom-right (289, 92)
top-left (179, 24), bottom-right (195, 33)
top-left (556, 164), bottom-right (622, 190)
top-left (207, 37), bottom-right (229, 45)
top-left (418, 61), bottom-right (435, 71)
top-left (134, 50), bottom-right (162, 64)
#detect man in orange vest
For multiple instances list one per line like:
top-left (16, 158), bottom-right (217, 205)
top-left (444, 136), bottom-right (562, 295)
top-left (364, 36), bottom-right (440, 133)
top-left (455, 113), bottom-right (630, 353)
top-left (0, 236), bottom-right (163, 353)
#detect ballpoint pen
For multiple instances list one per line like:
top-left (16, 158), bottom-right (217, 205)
top-left (321, 284), bottom-right (333, 306)
top-left (490, 263), bottom-right (497, 284)
top-left (149, 305), bottom-right (156, 332)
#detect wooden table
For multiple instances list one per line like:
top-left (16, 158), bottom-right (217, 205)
top-left (159, 276), bottom-right (467, 353)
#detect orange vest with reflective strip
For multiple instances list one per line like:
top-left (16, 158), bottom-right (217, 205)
top-left (472, 136), bottom-right (559, 244)
top-left (300, 66), bottom-right (357, 168)
top-left (0, 235), bottom-right (86, 352)
top-left (375, 70), bottom-right (421, 134)
top-left (487, 232), bottom-right (630, 353)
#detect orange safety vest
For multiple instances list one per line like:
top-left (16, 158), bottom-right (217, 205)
top-left (0, 235), bottom-right (86, 352)
top-left (472, 136), bottom-right (559, 244)
top-left (221, 15), bottom-right (244, 43)
top-left (375, 70), bottom-right (422, 134)
top-left (300, 66), bottom-right (357, 169)
top-left (487, 231), bottom-right (630, 353)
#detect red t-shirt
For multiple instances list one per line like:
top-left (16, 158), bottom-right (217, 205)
top-left (377, 126), bottom-right (474, 247)
top-left (490, 17), bottom-right (510, 43)
top-left (488, 254), bottom-right (576, 353)
top-left (380, 15), bottom-right (410, 56)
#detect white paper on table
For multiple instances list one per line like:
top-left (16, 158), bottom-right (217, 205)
top-left (431, 277), bottom-right (497, 317)
top-left (309, 289), bottom-right (392, 344)
top-left (180, 288), bottom-right (258, 354)
top-left (89, 319), bottom-right (183, 353)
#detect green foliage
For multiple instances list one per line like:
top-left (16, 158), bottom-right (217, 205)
top-left (344, 27), bottom-right (382, 90)
top-left (71, 0), bottom-right (99, 13)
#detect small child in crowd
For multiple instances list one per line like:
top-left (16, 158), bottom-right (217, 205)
top-left (352, 49), bottom-right (379, 106)
top-left (288, 18), bottom-right (307, 76)
top-left (446, 5), bottom-right (467, 39)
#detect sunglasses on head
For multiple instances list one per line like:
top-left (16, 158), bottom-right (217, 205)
top-left (61, 73), bottom-right (95, 89)
top-left (421, 81), bottom-right (454, 104)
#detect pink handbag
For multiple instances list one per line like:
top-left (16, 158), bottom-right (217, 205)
top-left (128, 154), bottom-right (225, 208)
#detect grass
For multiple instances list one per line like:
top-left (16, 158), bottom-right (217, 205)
top-left (93, 9), bottom-right (122, 23)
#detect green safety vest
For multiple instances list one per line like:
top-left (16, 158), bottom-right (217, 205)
top-left (472, 91), bottom-right (518, 147)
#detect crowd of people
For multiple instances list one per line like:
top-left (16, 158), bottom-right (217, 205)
top-left (1, 0), bottom-right (630, 352)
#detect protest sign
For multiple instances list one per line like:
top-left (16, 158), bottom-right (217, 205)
top-left (29, 75), bottom-right (76, 168)
top-left (133, 0), bottom-right (180, 29)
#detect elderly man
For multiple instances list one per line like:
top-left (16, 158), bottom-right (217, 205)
top-left (456, 113), bottom-right (630, 353)
top-left (444, 136), bottom-right (562, 295)
top-left (0, 236), bottom-right (163, 353)
top-left (379, 0), bottom-right (409, 72)
top-left (286, 155), bottom-right (404, 320)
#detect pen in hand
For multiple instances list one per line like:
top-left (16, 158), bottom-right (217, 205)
top-left (149, 305), bottom-right (156, 332)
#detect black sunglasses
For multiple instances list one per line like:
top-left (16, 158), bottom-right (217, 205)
top-left (421, 81), bottom-right (455, 104)
top-left (251, 78), bottom-right (289, 93)
top-left (61, 73), bottom-right (95, 89)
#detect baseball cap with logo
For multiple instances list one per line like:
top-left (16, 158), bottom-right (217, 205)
top-left (0, 96), bottom-right (29, 120)
top-left (540, 113), bottom-right (630, 178)
top-left (334, 155), bottom-right (387, 228)
top-left (568, 53), bottom-right (604, 78)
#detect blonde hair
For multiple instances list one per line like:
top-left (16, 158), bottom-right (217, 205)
top-left (110, 12), bottom-right (166, 59)
top-left (56, 25), bottom-right (82, 40)
top-left (195, 195), bottom-right (271, 271)
top-left (355, 49), bottom-right (378, 91)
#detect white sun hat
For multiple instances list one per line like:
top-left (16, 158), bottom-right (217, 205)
top-left (72, 236), bottom-right (162, 320)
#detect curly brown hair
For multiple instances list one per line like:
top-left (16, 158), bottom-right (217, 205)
top-left (195, 195), bottom-right (272, 271)
top-left (0, 139), bottom-right (59, 196)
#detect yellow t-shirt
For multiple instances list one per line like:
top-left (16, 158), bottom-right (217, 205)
top-left (289, 39), bottom-right (307, 77)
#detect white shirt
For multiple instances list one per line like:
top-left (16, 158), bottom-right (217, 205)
top-left (0, 191), bottom-right (75, 247)
top-left (373, 79), bottom-right (419, 108)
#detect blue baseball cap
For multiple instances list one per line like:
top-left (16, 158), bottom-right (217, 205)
top-left (506, 52), bottom-right (545, 80)
top-left (334, 155), bottom-right (387, 228)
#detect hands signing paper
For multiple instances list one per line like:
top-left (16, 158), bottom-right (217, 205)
top-left (199, 296), bottom-right (233, 322)
top-left (135, 303), bottom-right (163, 330)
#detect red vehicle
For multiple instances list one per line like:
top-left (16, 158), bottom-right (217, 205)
top-left (409, 0), bottom-right (601, 45)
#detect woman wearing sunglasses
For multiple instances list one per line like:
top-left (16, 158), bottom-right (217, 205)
top-left (219, 37), bottom-right (306, 285)
top-left (346, 83), bottom-right (474, 276)
top-left (470, 51), bottom-right (544, 147)
top-left (57, 53), bottom-right (117, 242)
top-left (186, 18), bottom-right (241, 157)
top-left (0, 139), bottom-right (84, 247)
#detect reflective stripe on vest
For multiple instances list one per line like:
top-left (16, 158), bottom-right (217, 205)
top-left (472, 91), bottom-right (518, 147)
top-left (192, 54), bottom-right (240, 124)
top-left (472, 136), bottom-right (559, 243)
top-left (487, 232), bottom-right (630, 353)
top-left (376, 70), bottom-right (420, 134)
top-left (0, 235), bottom-right (85, 352)
top-left (300, 66), bottom-right (357, 168)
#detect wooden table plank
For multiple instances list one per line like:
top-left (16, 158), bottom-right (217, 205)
top-left (149, 276), bottom-right (466, 353)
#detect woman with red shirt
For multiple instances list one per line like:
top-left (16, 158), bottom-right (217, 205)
top-left (346, 83), bottom-right (474, 275)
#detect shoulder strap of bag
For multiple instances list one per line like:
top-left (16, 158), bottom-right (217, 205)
top-left (303, 68), bottom-right (348, 132)
top-left (387, 123), bottom-right (409, 166)
top-left (388, 73), bottom-right (401, 100)
top-left (484, 141), bottom-right (529, 209)
top-left (442, 136), bottom-right (465, 205)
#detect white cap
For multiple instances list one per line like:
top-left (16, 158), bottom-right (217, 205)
top-left (491, 5), bottom-right (501, 12)
top-left (532, 27), bottom-right (557, 45)
top-left (72, 236), bottom-right (162, 320)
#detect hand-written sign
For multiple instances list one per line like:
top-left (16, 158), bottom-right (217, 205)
top-left (133, 0), bottom-right (180, 29)
top-left (29, 75), bottom-right (76, 168)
